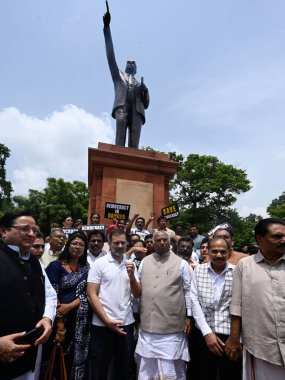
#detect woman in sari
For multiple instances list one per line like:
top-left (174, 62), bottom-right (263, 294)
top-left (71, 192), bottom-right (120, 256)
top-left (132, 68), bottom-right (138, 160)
top-left (44, 231), bottom-right (90, 379)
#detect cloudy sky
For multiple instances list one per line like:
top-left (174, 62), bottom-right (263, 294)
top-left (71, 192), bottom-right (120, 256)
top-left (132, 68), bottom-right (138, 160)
top-left (1, 0), bottom-right (285, 217)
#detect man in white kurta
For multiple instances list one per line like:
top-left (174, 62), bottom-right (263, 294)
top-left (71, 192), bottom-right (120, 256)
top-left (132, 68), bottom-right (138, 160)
top-left (225, 218), bottom-right (285, 380)
top-left (135, 231), bottom-right (192, 380)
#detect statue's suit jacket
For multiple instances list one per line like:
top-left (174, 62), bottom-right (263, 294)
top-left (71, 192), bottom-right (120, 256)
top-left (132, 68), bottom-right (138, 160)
top-left (103, 26), bottom-right (149, 124)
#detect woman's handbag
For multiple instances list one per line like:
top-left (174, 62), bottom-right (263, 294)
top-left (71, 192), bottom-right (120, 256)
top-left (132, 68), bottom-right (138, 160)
top-left (44, 343), bottom-right (67, 380)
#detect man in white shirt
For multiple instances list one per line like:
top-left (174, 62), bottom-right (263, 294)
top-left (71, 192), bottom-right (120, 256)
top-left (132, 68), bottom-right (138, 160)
top-left (87, 230), bottom-right (107, 266)
top-left (87, 230), bottom-right (141, 380)
top-left (190, 237), bottom-right (242, 380)
top-left (127, 214), bottom-right (150, 241)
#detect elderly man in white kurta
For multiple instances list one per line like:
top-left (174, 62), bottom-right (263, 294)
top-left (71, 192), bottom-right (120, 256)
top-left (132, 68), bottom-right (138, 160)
top-left (135, 231), bottom-right (192, 380)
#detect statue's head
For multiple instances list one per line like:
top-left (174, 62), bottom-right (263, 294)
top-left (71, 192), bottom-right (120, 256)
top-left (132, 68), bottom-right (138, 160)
top-left (125, 60), bottom-right (137, 75)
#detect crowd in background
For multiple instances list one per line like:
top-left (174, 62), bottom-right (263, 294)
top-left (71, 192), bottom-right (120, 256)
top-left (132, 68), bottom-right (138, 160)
top-left (1, 210), bottom-right (285, 380)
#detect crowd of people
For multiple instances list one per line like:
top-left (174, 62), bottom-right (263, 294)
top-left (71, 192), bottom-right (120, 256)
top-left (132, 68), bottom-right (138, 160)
top-left (0, 210), bottom-right (285, 380)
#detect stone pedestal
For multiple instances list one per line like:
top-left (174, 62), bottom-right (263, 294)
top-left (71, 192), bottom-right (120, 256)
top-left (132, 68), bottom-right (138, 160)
top-left (88, 143), bottom-right (178, 226)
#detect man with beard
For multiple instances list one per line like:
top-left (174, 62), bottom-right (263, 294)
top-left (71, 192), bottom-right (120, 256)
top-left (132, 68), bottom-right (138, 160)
top-left (135, 231), bottom-right (191, 379)
top-left (87, 230), bottom-right (141, 380)
top-left (225, 218), bottom-right (285, 379)
top-left (177, 237), bottom-right (199, 270)
top-left (188, 225), bottom-right (204, 252)
top-left (87, 230), bottom-right (107, 266)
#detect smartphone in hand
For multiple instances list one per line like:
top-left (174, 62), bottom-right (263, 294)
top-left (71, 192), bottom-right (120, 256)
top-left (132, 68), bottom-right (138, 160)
top-left (14, 327), bottom-right (44, 345)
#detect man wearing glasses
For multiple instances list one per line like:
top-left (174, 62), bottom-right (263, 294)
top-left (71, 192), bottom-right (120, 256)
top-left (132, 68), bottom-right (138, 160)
top-left (0, 211), bottom-right (56, 379)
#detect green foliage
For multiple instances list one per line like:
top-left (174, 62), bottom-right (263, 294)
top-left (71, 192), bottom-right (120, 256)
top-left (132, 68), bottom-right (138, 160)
top-left (141, 146), bottom-right (166, 154)
top-left (142, 148), bottom-right (253, 236)
top-left (0, 144), bottom-right (13, 215)
top-left (267, 192), bottom-right (285, 220)
top-left (12, 178), bottom-right (89, 235)
top-left (6, 143), bottom-right (255, 241)
top-left (233, 214), bottom-right (262, 247)
top-left (168, 152), bottom-right (251, 232)
top-left (169, 152), bottom-right (251, 210)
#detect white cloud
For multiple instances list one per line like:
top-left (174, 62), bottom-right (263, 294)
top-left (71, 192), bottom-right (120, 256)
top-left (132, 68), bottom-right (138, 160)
top-left (13, 167), bottom-right (48, 195)
top-left (1, 105), bottom-right (114, 195)
top-left (171, 59), bottom-right (285, 131)
top-left (237, 205), bottom-right (269, 219)
top-left (165, 142), bottom-right (182, 154)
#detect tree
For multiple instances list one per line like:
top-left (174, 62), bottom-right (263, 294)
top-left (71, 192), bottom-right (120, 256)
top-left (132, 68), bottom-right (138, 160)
top-left (267, 192), bottom-right (285, 220)
top-left (168, 153), bottom-right (251, 231)
top-left (0, 144), bottom-right (13, 215)
top-left (142, 148), bottom-right (252, 232)
top-left (233, 213), bottom-right (263, 248)
top-left (13, 178), bottom-right (89, 235)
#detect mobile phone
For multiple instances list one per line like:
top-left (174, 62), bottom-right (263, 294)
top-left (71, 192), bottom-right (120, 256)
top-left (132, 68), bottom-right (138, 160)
top-left (14, 327), bottom-right (44, 345)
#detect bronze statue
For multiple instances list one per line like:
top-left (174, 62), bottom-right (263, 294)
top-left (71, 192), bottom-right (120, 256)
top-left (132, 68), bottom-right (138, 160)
top-left (103, 1), bottom-right (150, 148)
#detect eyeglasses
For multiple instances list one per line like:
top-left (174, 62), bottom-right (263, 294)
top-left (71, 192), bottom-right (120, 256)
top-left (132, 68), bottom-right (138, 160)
top-left (90, 239), bottom-right (103, 243)
top-left (70, 242), bottom-right (85, 248)
top-left (10, 225), bottom-right (40, 234)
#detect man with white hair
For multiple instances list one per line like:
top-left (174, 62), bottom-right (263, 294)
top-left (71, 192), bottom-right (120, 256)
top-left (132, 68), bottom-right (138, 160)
top-left (135, 230), bottom-right (192, 379)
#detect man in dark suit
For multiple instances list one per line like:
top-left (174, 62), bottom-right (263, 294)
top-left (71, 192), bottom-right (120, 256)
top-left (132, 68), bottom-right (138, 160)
top-left (0, 211), bottom-right (56, 379)
top-left (103, 5), bottom-right (150, 148)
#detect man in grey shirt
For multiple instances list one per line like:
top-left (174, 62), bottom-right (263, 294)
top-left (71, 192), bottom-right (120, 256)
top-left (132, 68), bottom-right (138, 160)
top-left (225, 218), bottom-right (285, 380)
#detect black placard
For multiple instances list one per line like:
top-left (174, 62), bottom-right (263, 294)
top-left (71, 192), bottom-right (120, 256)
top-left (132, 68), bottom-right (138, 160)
top-left (161, 203), bottom-right (180, 220)
top-left (104, 202), bottom-right (130, 220)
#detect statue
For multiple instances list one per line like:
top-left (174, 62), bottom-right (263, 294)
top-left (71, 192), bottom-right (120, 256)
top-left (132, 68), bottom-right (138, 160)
top-left (103, 1), bottom-right (150, 148)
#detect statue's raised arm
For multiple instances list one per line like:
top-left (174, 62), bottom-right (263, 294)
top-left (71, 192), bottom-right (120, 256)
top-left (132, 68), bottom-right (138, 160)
top-left (103, 1), bottom-right (111, 28)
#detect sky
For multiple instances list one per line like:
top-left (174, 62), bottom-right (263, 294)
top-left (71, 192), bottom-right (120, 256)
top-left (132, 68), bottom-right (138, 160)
top-left (1, 0), bottom-right (285, 218)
